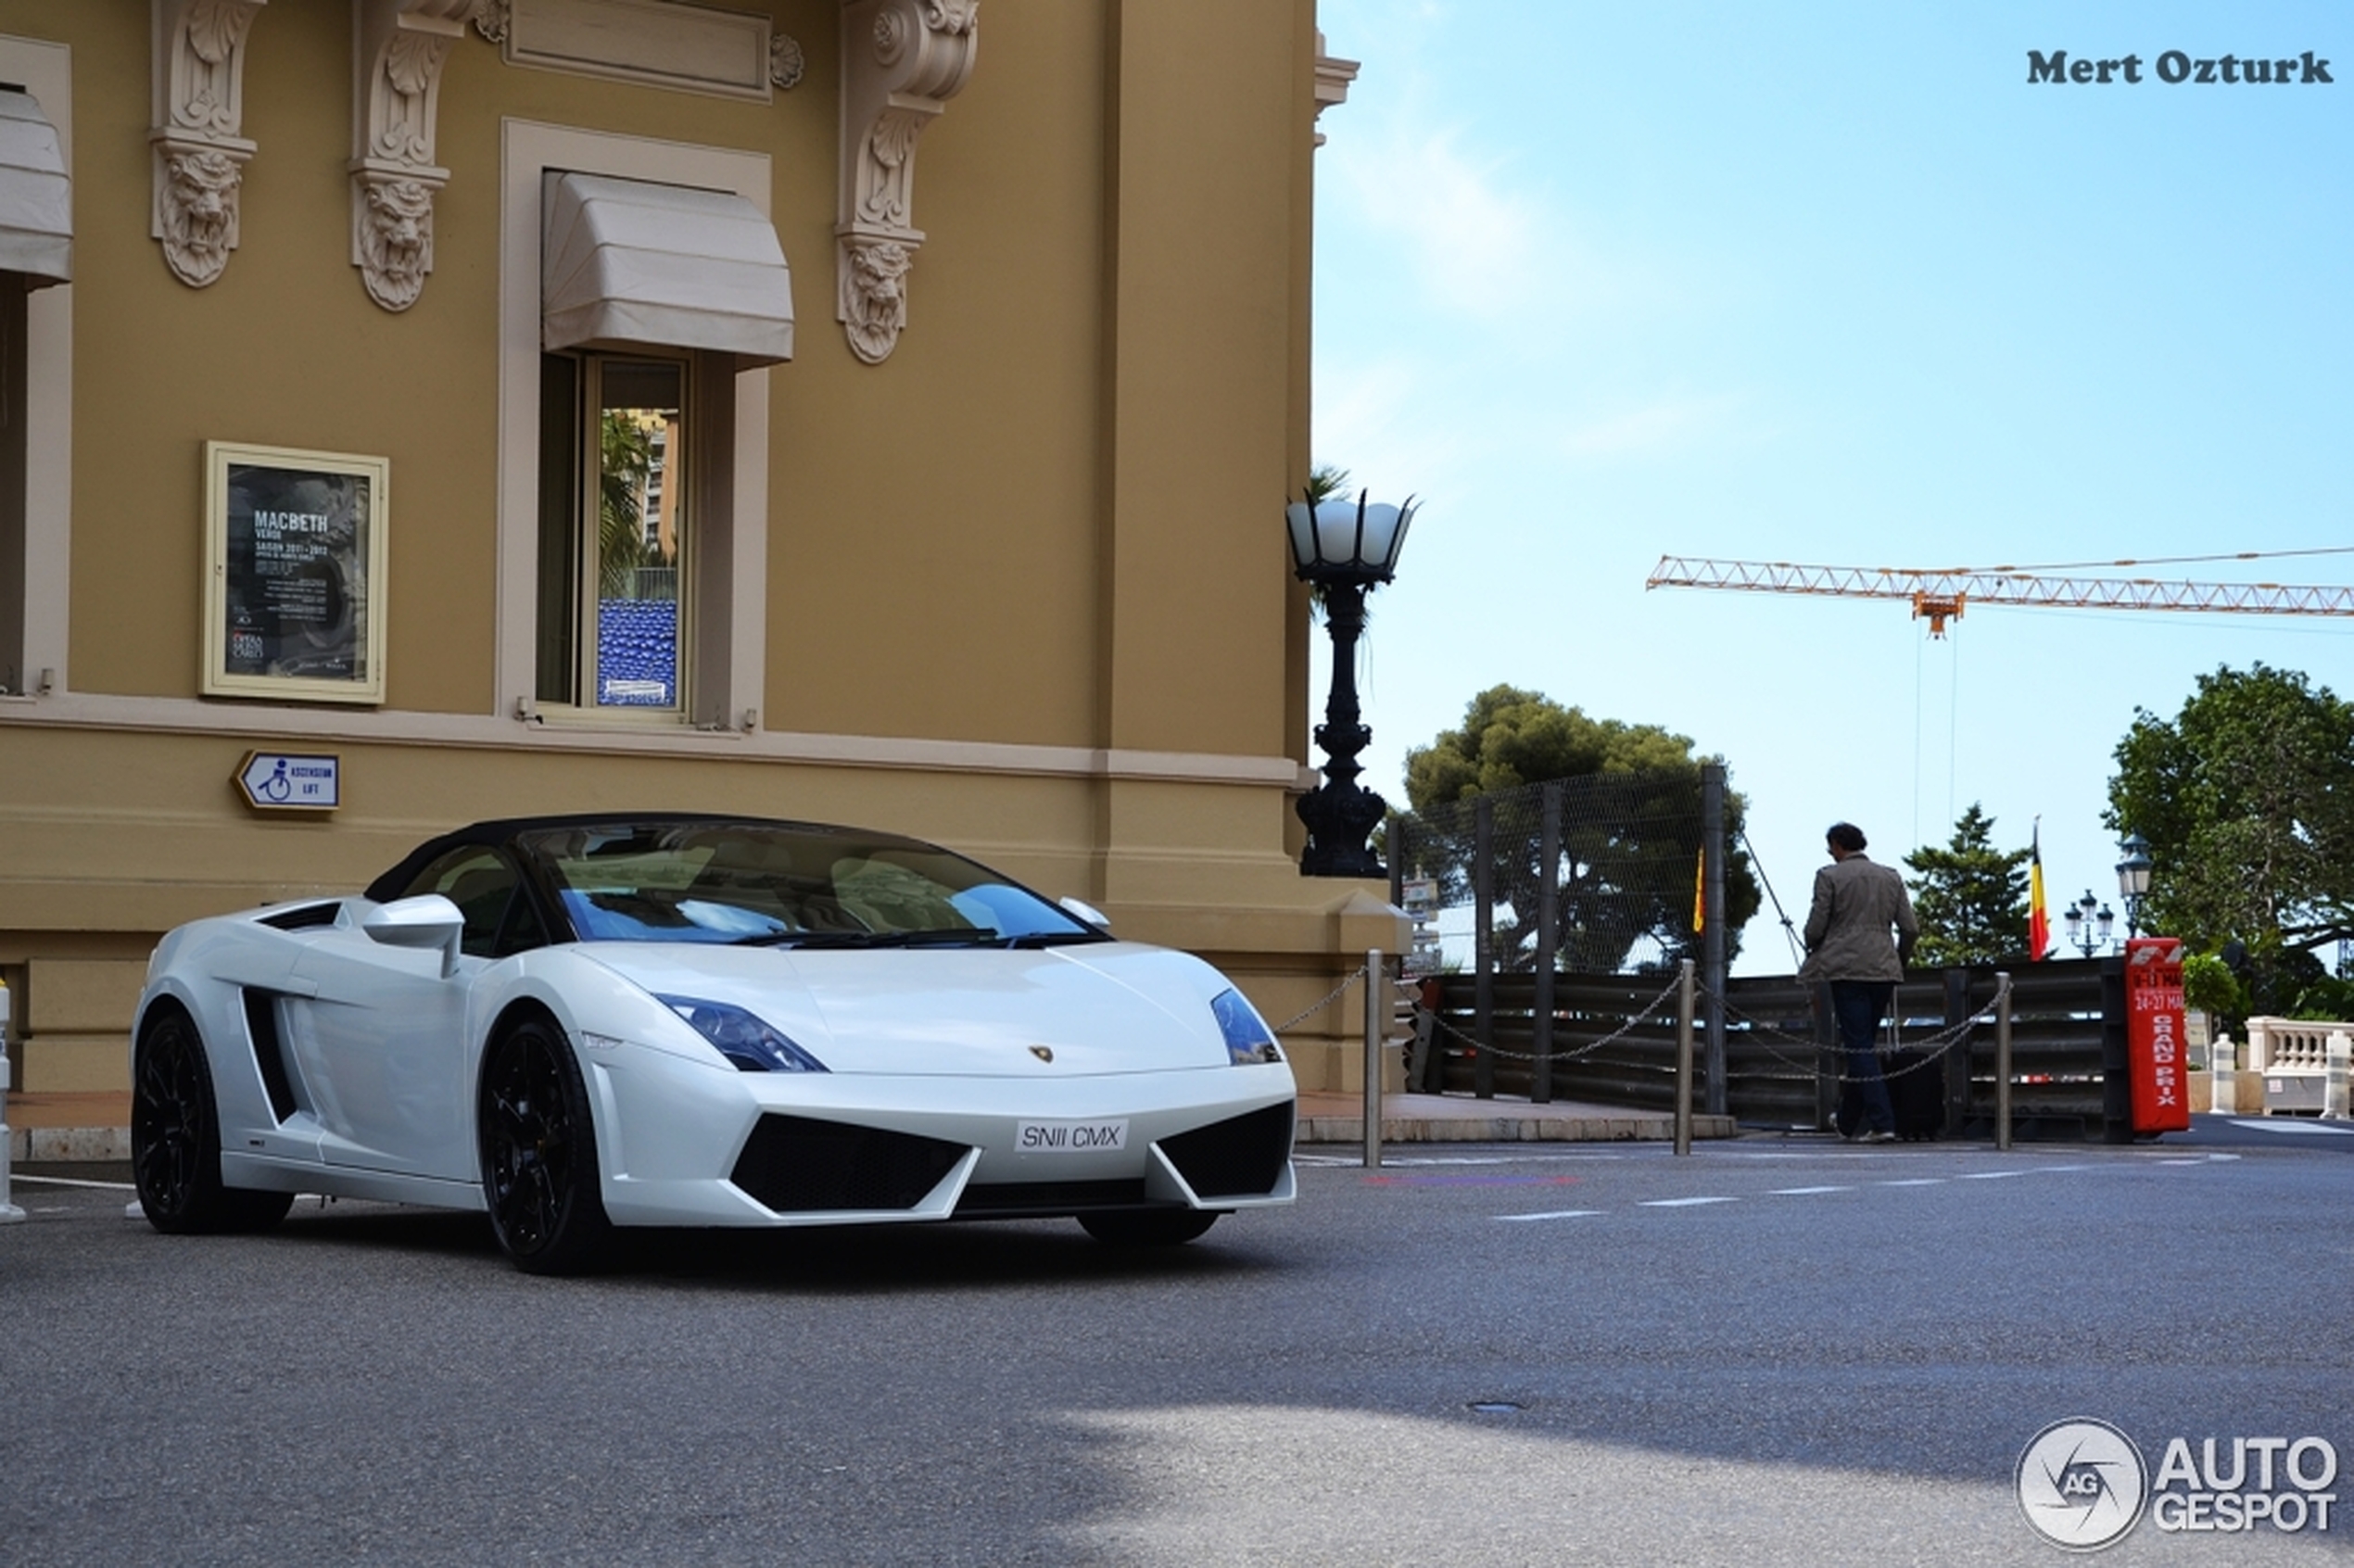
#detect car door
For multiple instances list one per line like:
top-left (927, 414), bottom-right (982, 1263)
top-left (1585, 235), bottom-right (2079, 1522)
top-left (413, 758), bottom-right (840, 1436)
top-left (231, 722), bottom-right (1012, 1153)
top-left (285, 847), bottom-right (533, 1180)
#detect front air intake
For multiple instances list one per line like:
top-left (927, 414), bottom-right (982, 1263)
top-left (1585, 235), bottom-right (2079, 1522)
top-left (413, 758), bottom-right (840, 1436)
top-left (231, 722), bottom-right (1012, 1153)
top-left (729, 1115), bottom-right (968, 1212)
top-left (1158, 1102), bottom-right (1294, 1199)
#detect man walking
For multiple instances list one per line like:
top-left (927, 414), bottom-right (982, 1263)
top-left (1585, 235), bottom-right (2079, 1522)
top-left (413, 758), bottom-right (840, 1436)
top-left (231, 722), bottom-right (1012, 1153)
top-left (1800, 822), bottom-right (1918, 1143)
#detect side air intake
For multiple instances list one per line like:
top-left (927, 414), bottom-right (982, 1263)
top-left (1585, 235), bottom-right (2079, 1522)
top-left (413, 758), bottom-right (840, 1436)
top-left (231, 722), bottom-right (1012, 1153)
top-left (728, 1115), bottom-right (968, 1213)
top-left (1158, 1102), bottom-right (1294, 1199)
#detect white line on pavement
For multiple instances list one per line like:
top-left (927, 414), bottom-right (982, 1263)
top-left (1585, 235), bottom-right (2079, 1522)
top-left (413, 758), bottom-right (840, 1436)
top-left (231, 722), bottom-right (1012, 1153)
top-left (1879, 1178), bottom-right (1946, 1186)
top-left (1768, 1185), bottom-right (1852, 1195)
top-left (1494, 1209), bottom-right (1604, 1222)
top-left (6, 1174), bottom-right (135, 1191)
top-left (1958, 1170), bottom-right (2029, 1179)
top-left (1640, 1196), bottom-right (1739, 1208)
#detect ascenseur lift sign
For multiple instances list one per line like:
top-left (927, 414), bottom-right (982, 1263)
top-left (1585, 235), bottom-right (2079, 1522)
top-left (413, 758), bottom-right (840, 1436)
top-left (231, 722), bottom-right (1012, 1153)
top-left (234, 751), bottom-right (340, 812)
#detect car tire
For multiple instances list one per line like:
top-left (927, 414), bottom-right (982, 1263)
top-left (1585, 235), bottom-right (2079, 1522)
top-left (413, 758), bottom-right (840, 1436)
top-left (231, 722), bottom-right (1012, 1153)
top-left (1078, 1208), bottom-right (1221, 1247)
top-left (132, 1005), bottom-right (296, 1234)
top-left (477, 1015), bottom-right (612, 1275)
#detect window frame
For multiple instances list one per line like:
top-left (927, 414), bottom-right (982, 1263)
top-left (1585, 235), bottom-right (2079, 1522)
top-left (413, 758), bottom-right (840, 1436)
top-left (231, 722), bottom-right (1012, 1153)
top-left (0, 36), bottom-right (70, 703)
top-left (497, 120), bottom-right (771, 732)
top-left (538, 348), bottom-right (697, 713)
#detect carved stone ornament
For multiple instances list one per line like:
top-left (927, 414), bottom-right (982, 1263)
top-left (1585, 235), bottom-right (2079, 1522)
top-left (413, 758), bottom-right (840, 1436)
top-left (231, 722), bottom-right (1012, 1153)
top-left (150, 0), bottom-right (267, 288)
top-left (352, 0), bottom-right (478, 311)
top-left (836, 0), bottom-right (979, 363)
top-left (1311, 31), bottom-right (1361, 149)
top-left (770, 32), bottom-right (804, 90)
top-left (472, 0), bottom-right (511, 44)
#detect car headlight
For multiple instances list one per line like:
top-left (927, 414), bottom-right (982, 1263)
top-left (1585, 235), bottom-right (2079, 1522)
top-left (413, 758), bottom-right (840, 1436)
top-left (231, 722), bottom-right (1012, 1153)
top-left (1211, 988), bottom-right (1282, 1066)
top-left (656, 995), bottom-right (829, 1073)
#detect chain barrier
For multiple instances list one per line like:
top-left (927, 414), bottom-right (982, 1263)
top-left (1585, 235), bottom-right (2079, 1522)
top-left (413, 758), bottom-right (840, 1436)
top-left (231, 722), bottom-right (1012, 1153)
top-left (1398, 977), bottom-right (2006, 1088)
top-left (1294, 964), bottom-right (2011, 1098)
top-left (1702, 985), bottom-right (2003, 1084)
top-left (1273, 964), bottom-right (1368, 1035)
top-left (1413, 972), bottom-right (1688, 1064)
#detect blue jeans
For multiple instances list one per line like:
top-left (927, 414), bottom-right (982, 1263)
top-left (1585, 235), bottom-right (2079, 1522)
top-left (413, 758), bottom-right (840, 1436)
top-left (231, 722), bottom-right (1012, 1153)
top-left (1829, 980), bottom-right (1896, 1135)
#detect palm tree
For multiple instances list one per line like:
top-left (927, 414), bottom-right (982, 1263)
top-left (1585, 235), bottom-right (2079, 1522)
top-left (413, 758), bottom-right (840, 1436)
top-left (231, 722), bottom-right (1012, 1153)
top-left (597, 411), bottom-right (660, 599)
top-left (1297, 463), bottom-right (1349, 623)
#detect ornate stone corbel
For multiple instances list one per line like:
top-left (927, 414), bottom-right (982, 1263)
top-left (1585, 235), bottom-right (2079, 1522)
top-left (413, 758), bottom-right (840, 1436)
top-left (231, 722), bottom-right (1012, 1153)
top-left (836, 0), bottom-right (978, 363)
top-left (771, 32), bottom-right (805, 90)
top-left (150, 0), bottom-right (267, 288)
top-left (1311, 31), bottom-right (1360, 148)
top-left (351, 0), bottom-right (477, 311)
top-left (472, 0), bottom-right (510, 44)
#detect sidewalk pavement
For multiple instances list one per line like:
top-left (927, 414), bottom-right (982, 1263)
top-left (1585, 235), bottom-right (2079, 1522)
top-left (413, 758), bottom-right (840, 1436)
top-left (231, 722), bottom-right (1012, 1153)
top-left (1297, 1090), bottom-right (1737, 1144)
top-left (6, 1088), bottom-right (1736, 1163)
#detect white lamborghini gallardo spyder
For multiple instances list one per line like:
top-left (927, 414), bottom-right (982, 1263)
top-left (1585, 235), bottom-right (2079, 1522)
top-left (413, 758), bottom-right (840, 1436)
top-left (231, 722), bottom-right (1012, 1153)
top-left (131, 815), bottom-right (1297, 1272)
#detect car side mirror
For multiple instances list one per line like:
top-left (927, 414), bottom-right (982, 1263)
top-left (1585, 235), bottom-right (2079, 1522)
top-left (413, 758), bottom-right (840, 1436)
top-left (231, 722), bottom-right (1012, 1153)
top-left (1058, 895), bottom-right (1111, 932)
top-left (363, 893), bottom-right (465, 979)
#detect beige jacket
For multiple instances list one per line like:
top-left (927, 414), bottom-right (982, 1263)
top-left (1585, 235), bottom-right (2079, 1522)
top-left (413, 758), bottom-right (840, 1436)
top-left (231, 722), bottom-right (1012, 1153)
top-left (1798, 853), bottom-right (1918, 982)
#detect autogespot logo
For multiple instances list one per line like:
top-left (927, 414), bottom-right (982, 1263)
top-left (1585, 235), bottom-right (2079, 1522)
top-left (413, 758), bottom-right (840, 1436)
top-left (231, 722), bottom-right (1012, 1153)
top-left (2019, 1420), bottom-right (2343, 1549)
top-left (2018, 1420), bottom-right (2147, 1551)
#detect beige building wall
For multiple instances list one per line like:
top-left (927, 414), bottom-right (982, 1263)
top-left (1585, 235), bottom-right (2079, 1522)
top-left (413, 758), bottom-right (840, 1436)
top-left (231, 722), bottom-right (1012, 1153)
top-left (0, 0), bottom-right (1401, 1108)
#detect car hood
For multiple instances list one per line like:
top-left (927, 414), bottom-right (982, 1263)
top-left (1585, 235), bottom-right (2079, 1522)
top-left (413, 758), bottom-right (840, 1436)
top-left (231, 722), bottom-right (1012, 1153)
top-left (578, 941), bottom-right (1232, 1076)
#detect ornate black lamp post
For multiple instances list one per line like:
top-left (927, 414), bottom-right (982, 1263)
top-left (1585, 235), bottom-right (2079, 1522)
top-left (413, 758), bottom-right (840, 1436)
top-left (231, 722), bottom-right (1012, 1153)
top-left (1286, 489), bottom-right (1415, 877)
top-left (2063, 891), bottom-right (2114, 957)
top-left (2115, 830), bottom-right (2154, 939)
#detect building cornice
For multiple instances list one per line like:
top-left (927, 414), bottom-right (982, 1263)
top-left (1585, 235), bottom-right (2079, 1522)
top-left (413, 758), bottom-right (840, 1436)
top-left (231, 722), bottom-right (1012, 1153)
top-left (0, 693), bottom-right (1316, 790)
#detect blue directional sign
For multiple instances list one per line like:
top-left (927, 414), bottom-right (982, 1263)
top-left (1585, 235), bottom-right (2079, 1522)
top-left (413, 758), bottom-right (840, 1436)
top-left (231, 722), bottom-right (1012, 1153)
top-left (234, 751), bottom-right (340, 811)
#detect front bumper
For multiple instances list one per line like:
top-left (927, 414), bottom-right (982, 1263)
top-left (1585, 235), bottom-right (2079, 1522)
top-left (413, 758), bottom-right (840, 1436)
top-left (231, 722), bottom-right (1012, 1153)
top-left (583, 1043), bottom-right (1297, 1228)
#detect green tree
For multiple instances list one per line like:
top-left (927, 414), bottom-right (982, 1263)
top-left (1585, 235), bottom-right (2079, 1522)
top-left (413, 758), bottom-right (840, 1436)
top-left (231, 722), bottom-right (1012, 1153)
top-left (2107, 663), bottom-right (2354, 1014)
top-left (597, 411), bottom-right (662, 598)
top-left (1399, 685), bottom-right (1761, 971)
top-left (1903, 803), bottom-right (2031, 965)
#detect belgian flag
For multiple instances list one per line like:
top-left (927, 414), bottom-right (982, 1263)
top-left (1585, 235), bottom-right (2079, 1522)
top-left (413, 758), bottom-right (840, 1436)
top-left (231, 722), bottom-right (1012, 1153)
top-left (2028, 820), bottom-right (2050, 960)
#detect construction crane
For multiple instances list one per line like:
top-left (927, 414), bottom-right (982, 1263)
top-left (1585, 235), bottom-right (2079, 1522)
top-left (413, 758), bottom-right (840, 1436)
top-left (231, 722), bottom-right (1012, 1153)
top-left (1645, 554), bottom-right (2354, 636)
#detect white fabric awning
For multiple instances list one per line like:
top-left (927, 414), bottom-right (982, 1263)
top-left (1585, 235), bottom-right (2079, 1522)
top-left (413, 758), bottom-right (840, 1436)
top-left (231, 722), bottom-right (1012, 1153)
top-left (542, 171), bottom-right (792, 367)
top-left (0, 88), bottom-right (70, 286)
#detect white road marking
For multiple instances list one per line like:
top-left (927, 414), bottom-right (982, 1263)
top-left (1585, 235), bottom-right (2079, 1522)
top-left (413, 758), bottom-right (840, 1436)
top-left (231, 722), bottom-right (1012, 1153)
top-left (1958, 1170), bottom-right (2029, 1179)
top-left (1769, 1185), bottom-right (1852, 1195)
top-left (1640, 1196), bottom-right (1738, 1208)
top-left (1494, 1209), bottom-right (1603, 1222)
top-left (2227, 1118), bottom-right (2354, 1136)
top-left (1879, 1178), bottom-right (1946, 1186)
top-left (6, 1174), bottom-right (135, 1191)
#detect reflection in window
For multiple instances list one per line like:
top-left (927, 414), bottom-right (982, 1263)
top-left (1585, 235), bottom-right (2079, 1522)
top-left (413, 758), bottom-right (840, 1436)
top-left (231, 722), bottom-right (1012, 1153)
top-left (537, 354), bottom-right (687, 711)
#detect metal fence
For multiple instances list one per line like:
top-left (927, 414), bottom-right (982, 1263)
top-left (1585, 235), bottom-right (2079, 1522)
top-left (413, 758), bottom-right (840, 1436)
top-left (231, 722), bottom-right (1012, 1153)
top-left (1389, 771), bottom-right (1712, 980)
top-left (1388, 768), bottom-right (1729, 1103)
top-left (1423, 958), bottom-right (2119, 1140)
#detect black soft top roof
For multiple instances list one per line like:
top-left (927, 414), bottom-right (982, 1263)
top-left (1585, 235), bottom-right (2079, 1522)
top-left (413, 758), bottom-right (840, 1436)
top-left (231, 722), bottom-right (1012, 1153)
top-left (361, 813), bottom-right (934, 904)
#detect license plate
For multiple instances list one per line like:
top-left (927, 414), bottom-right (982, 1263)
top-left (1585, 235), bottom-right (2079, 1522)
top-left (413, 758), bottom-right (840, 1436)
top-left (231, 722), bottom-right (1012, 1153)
top-left (1015, 1119), bottom-right (1129, 1154)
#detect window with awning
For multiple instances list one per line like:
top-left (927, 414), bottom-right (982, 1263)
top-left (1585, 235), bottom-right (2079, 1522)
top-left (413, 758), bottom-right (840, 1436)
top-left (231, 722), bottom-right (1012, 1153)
top-left (541, 171), bottom-right (791, 368)
top-left (0, 86), bottom-right (68, 286)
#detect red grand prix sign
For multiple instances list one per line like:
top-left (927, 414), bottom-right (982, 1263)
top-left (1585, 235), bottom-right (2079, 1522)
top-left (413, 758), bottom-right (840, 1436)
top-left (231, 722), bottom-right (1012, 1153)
top-left (2126, 937), bottom-right (2193, 1133)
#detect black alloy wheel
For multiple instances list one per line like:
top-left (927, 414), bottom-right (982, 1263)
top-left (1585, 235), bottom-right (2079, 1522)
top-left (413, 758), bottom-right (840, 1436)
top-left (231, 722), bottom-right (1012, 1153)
top-left (131, 1005), bottom-right (294, 1234)
top-left (1078, 1208), bottom-right (1221, 1247)
top-left (477, 1017), bottom-right (611, 1274)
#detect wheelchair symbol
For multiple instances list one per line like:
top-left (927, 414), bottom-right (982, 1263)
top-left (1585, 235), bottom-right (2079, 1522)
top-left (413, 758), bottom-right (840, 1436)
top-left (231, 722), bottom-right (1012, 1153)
top-left (259, 758), bottom-right (294, 803)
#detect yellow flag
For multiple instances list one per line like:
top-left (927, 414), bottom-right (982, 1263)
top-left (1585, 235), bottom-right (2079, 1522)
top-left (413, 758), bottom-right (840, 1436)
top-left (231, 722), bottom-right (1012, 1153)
top-left (1693, 846), bottom-right (1706, 932)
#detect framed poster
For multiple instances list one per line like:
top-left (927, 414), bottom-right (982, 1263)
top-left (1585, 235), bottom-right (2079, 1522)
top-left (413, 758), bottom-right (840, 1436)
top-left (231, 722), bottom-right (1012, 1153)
top-left (202, 442), bottom-right (388, 704)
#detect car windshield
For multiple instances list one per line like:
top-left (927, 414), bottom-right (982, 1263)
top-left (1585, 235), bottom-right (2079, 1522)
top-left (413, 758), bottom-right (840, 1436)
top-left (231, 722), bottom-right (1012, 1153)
top-left (513, 822), bottom-right (1105, 948)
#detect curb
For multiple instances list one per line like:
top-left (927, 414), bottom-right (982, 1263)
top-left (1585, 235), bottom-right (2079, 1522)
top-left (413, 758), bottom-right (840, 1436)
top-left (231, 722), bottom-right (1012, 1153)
top-left (1299, 1113), bottom-right (1738, 1144)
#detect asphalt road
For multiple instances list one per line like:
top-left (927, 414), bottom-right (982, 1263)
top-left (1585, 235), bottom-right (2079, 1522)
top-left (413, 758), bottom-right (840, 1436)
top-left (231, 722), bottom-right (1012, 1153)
top-left (3, 1115), bottom-right (2349, 1566)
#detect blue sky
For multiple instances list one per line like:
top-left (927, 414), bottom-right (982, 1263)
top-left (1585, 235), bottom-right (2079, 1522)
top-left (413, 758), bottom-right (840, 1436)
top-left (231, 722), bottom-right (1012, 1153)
top-left (1310, 0), bottom-right (2353, 971)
